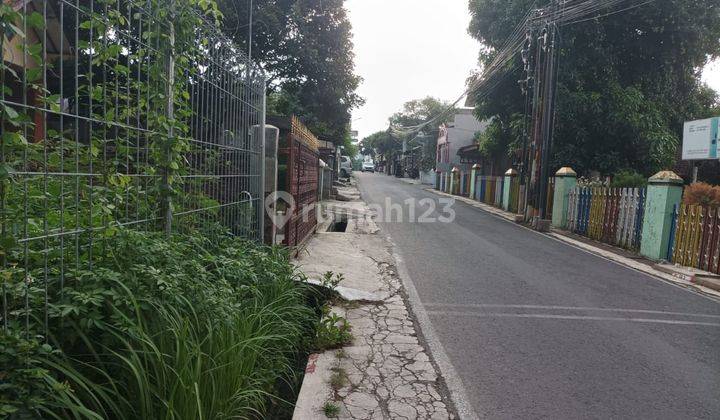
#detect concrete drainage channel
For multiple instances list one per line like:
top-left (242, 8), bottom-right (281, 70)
top-left (327, 214), bottom-right (349, 233)
top-left (292, 180), bottom-right (457, 419)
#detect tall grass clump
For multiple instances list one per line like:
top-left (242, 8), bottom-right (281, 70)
top-left (1, 228), bottom-right (317, 419)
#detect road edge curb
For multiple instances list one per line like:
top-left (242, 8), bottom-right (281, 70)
top-left (387, 236), bottom-right (482, 420)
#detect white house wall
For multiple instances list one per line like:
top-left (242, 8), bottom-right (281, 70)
top-left (437, 108), bottom-right (490, 172)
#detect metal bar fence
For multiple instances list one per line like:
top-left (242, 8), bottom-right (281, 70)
top-left (565, 187), bottom-right (645, 250)
top-left (452, 170), bottom-right (460, 195)
top-left (509, 176), bottom-right (520, 213)
top-left (667, 205), bottom-right (678, 262)
top-left (1, 1), bottom-right (265, 337)
top-left (475, 175), bottom-right (504, 208)
top-left (670, 204), bottom-right (720, 274)
top-left (545, 177), bottom-right (554, 219)
top-left (478, 177), bottom-right (483, 201)
top-left (489, 177), bottom-right (494, 204)
top-left (495, 177), bottom-right (504, 207)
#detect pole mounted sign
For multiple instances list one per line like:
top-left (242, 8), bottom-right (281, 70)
top-left (682, 117), bottom-right (719, 160)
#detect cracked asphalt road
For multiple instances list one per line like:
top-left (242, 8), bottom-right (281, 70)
top-left (357, 172), bottom-right (720, 419)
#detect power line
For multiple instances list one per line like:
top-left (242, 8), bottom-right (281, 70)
top-left (389, 7), bottom-right (534, 136)
top-left (388, 0), bottom-right (658, 138)
top-left (560, 0), bottom-right (656, 25)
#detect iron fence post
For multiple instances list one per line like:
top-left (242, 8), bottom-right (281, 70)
top-left (666, 205), bottom-right (678, 262)
top-left (259, 81), bottom-right (266, 243)
top-left (163, 1), bottom-right (176, 237)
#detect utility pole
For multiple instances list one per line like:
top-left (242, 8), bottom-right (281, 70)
top-left (536, 16), bottom-right (558, 220)
top-left (526, 19), bottom-right (545, 220)
top-left (524, 0), bottom-right (561, 224)
top-left (518, 27), bottom-right (535, 216)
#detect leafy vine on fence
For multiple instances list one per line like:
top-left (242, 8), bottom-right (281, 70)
top-left (0, 0), bottom-right (233, 336)
top-left (0, 2), bottom-right (310, 418)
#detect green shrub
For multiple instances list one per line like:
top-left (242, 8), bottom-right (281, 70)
top-left (0, 333), bottom-right (98, 419)
top-left (1, 229), bottom-right (317, 419)
top-left (683, 182), bottom-right (720, 206)
top-left (610, 170), bottom-right (647, 188)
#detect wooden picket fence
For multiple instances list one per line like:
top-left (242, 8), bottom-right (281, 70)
top-left (668, 205), bottom-right (720, 274)
top-left (566, 187), bottom-right (646, 250)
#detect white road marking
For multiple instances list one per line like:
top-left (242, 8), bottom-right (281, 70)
top-left (423, 303), bottom-right (720, 319)
top-left (426, 310), bottom-right (720, 327)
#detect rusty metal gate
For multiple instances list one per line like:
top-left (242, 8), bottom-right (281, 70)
top-left (276, 116), bottom-right (319, 248)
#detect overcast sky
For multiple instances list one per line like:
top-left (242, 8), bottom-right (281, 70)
top-left (346, 0), bottom-right (720, 141)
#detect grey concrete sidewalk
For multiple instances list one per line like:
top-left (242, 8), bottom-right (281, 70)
top-left (292, 181), bottom-right (455, 420)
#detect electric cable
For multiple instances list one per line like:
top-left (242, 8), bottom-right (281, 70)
top-left (389, 0), bottom-right (659, 138)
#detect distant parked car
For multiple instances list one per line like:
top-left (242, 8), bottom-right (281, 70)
top-left (361, 162), bottom-right (375, 173)
top-left (340, 155), bottom-right (353, 178)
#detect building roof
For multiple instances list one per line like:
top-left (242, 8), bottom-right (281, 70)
top-left (457, 144), bottom-right (479, 155)
top-left (457, 144), bottom-right (484, 164)
top-left (3, 1), bottom-right (72, 68)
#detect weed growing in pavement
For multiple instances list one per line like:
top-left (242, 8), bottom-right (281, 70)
top-left (321, 271), bottom-right (345, 290)
top-left (323, 401), bottom-right (341, 418)
top-left (336, 349), bottom-right (347, 359)
top-left (330, 367), bottom-right (350, 390)
top-left (312, 271), bottom-right (353, 351)
top-left (316, 305), bottom-right (353, 350)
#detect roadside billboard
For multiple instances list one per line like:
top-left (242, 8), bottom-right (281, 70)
top-left (682, 117), bottom-right (719, 160)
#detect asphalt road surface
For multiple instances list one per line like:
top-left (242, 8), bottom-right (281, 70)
top-left (356, 172), bottom-right (720, 420)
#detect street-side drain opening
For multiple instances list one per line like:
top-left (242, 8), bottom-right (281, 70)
top-left (327, 215), bottom-right (348, 232)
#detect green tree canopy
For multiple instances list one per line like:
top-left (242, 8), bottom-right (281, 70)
top-left (468, 0), bottom-right (720, 176)
top-left (362, 97), bottom-right (455, 170)
top-left (389, 97), bottom-right (455, 168)
top-left (219, 0), bottom-right (364, 142)
top-left (361, 131), bottom-right (399, 160)
top-left (341, 131), bottom-right (359, 159)
top-left (389, 97), bottom-right (455, 137)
